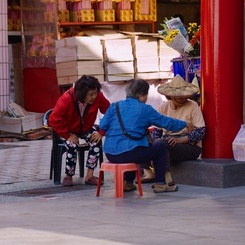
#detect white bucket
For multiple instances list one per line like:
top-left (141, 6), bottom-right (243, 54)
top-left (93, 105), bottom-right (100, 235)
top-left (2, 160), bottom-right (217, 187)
top-left (232, 124), bottom-right (245, 161)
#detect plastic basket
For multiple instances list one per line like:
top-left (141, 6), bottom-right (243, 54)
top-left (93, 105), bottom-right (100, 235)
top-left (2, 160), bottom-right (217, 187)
top-left (172, 57), bottom-right (201, 82)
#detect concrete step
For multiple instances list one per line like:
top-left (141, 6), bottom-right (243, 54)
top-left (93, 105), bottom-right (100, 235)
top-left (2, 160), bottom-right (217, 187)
top-left (171, 159), bottom-right (245, 188)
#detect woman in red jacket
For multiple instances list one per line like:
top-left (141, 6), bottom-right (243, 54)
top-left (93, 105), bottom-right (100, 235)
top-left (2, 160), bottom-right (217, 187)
top-left (49, 75), bottom-right (110, 187)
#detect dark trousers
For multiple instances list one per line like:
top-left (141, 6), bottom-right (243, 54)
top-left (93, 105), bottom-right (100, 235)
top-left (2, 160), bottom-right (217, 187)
top-left (106, 139), bottom-right (167, 184)
top-left (142, 138), bottom-right (202, 171)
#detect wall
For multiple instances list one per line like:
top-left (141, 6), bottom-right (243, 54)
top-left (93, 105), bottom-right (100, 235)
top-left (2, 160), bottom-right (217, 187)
top-left (0, 1), bottom-right (9, 111)
top-left (156, 1), bottom-right (200, 32)
top-left (11, 43), bottom-right (23, 106)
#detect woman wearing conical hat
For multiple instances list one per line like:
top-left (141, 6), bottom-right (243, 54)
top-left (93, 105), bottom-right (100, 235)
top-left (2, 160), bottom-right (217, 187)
top-left (140, 75), bottom-right (206, 187)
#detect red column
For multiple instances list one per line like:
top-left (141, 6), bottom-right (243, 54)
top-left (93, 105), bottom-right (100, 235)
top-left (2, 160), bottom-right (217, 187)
top-left (201, 0), bottom-right (244, 158)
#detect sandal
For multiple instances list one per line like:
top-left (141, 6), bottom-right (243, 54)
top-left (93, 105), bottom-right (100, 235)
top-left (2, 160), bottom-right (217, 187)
top-left (152, 183), bottom-right (178, 193)
top-left (62, 175), bottom-right (73, 187)
top-left (135, 176), bottom-right (155, 184)
top-left (167, 180), bottom-right (176, 187)
top-left (85, 176), bottom-right (103, 186)
top-left (124, 182), bottom-right (137, 192)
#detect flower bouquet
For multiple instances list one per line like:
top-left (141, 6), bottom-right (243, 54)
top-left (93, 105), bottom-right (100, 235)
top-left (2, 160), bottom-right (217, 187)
top-left (163, 29), bottom-right (193, 55)
top-left (160, 17), bottom-right (193, 56)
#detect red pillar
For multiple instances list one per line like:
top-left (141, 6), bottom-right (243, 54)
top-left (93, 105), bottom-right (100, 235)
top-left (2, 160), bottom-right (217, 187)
top-left (201, 0), bottom-right (244, 158)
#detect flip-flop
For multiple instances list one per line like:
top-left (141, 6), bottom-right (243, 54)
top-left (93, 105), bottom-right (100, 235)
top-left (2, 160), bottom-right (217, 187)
top-left (85, 176), bottom-right (103, 186)
top-left (135, 177), bottom-right (155, 184)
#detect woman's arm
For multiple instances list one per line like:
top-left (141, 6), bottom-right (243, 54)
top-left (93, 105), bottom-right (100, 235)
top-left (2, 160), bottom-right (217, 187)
top-left (187, 126), bottom-right (206, 144)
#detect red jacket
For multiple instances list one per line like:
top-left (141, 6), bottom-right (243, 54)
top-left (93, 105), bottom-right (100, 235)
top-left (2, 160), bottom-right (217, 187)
top-left (49, 87), bottom-right (110, 139)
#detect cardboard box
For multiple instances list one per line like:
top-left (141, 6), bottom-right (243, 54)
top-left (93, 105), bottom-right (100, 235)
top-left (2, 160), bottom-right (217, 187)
top-left (59, 10), bottom-right (69, 22)
top-left (22, 113), bottom-right (44, 132)
top-left (97, 0), bottom-right (113, 10)
top-left (0, 117), bottom-right (22, 134)
top-left (95, 9), bottom-right (115, 22)
top-left (118, 10), bottom-right (133, 21)
top-left (0, 103), bottom-right (44, 134)
top-left (55, 36), bottom-right (103, 63)
top-left (56, 60), bottom-right (104, 77)
top-left (71, 10), bottom-right (95, 22)
top-left (8, 19), bottom-right (13, 31)
top-left (0, 113), bottom-right (44, 134)
top-left (12, 20), bottom-right (21, 31)
top-left (133, 0), bottom-right (156, 21)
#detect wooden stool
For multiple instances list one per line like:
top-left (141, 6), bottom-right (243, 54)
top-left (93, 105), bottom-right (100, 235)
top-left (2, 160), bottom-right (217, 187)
top-left (96, 162), bottom-right (143, 198)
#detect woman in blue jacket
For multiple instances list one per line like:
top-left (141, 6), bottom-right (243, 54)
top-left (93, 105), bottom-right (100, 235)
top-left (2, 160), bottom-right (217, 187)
top-left (99, 79), bottom-right (194, 193)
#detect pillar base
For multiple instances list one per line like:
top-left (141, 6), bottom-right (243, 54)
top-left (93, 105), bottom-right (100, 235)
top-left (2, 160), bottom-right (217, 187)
top-left (171, 159), bottom-right (245, 188)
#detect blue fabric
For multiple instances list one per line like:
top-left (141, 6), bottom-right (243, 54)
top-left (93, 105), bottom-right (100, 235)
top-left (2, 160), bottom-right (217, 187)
top-left (99, 97), bottom-right (187, 154)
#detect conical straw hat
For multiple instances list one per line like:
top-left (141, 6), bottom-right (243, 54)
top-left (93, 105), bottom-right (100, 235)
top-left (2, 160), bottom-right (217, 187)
top-left (157, 75), bottom-right (199, 98)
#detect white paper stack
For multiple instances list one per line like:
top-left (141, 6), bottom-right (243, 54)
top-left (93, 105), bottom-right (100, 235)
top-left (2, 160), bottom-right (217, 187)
top-left (55, 36), bottom-right (103, 63)
top-left (102, 37), bottom-right (134, 82)
top-left (55, 36), bottom-right (104, 85)
top-left (56, 60), bottom-right (104, 85)
top-left (131, 33), bottom-right (160, 79)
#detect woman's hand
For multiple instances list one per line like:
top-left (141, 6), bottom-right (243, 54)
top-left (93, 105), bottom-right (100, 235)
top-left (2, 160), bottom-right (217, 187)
top-left (67, 133), bottom-right (79, 145)
top-left (90, 131), bottom-right (103, 144)
top-left (167, 136), bottom-right (189, 146)
top-left (186, 122), bottom-right (195, 132)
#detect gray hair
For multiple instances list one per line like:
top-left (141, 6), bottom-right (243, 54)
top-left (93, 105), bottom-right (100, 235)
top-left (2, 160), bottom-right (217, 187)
top-left (125, 79), bottom-right (149, 99)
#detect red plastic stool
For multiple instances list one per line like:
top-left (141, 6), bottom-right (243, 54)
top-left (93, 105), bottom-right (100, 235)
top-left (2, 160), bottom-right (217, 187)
top-left (96, 162), bottom-right (143, 198)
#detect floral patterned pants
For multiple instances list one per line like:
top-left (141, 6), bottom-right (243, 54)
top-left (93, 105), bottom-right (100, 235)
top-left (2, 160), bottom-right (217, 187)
top-left (63, 126), bottom-right (102, 176)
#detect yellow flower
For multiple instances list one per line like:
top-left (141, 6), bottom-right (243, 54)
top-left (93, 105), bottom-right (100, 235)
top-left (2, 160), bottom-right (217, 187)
top-left (187, 22), bottom-right (201, 56)
top-left (163, 29), bottom-right (180, 43)
top-left (187, 23), bottom-right (201, 36)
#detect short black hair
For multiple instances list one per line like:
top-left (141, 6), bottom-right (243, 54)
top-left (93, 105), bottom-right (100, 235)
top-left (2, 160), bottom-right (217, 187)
top-left (125, 79), bottom-right (149, 99)
top-left (74, 75), bottom-right (101, 102)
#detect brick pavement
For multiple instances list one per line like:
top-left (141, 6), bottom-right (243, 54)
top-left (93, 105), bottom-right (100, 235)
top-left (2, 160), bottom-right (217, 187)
top-left (0, 139), bottom-right (52, 185)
